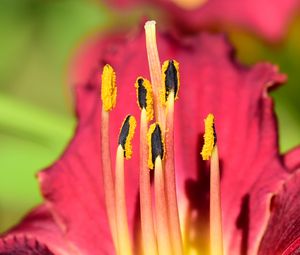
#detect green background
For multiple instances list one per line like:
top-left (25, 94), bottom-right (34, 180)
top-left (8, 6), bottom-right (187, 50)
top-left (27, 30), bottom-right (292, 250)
top-left (0, 0), bottom-right (299, 232)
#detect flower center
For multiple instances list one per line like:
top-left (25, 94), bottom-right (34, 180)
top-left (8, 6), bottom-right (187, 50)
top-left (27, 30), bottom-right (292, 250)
top-left (100, 20), bottom-right (223, 255)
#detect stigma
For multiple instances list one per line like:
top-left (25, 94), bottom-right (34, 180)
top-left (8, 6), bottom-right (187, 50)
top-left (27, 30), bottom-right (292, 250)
top-left (99, 20), bottom-right (224, 255)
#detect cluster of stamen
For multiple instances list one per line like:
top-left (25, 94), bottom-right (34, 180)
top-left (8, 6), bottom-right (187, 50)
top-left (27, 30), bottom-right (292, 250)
top-left (100, 21), bottom-right (223, 255)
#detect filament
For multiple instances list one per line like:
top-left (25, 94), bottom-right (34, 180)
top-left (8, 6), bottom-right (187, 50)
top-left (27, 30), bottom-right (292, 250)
top-left (139, 109), bottom-right (158, 255)
top-left (154, 156), bottom-right (173, 255)
top-left (115, 145), bottom-right (133, 255)
top-left (165, 90), bottom-right (184, 255)
top-left (210, 146), bottom-right (223, 255)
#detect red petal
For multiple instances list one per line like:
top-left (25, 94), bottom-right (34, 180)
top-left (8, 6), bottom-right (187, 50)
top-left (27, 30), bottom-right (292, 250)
top-left (107, 0), bottom-right (299, 41)
top-left (258, 170), bottom-right (300, 255)
top-left (39, 117), bottom-right (118, 254)
top-left (0, 206), bottom-right (72, 254)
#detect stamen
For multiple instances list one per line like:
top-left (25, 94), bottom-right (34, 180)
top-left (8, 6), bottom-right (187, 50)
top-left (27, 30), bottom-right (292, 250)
top-left (148, 124), bottom-right (172, 255)
top-left (164, 60), bottom-right (184, 255)
top-left (144, 21), bottom-right (165, 129)
top-left (136, 77), bottom-right (158, 255)
top-left (115, 115), bottom-right (136, 255)
top-left (161, 60), bottom-right (180, 105)
top-left (201, 114), bottom-right (223, 255)
top-left (100, 64), bottom-right (118, 251)
top-left (135, 77), bottom-right (154, 121)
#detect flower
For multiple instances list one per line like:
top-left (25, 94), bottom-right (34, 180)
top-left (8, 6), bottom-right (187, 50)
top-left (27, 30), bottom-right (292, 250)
top-left (106, 0), bottom-right (300, 41)
top-left (1, 21), bottom-right (300, 255)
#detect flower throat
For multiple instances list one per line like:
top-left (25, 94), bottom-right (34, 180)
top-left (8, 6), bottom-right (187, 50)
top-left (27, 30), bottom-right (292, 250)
top-left (100, 20), bottom-right (223, 255)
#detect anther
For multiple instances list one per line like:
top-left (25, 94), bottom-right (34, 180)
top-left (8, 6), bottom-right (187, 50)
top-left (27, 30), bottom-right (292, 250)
top-left (161, 60), bottom-right (180, 104)
top-left (147, 123), bottom-right (164, 169)
top-left (118, 115), bottom-right (137, 159)
top-left (201, 113), bottom-right (216, 160)
top-left (101, 64), bottom-right (117, 111)
top-left (135, 77), bottom-right (154, 121)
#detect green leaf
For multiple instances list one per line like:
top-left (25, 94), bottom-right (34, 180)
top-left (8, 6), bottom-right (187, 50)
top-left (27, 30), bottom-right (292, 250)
top-left (0, 94), bottom-right (74, 231)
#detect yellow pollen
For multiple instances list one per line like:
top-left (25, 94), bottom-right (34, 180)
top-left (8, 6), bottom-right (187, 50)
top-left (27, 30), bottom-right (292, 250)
top-left (101, 64), bottom-right (117, 111)
top-left (147, 123), bottom-right (165, 169)
top-left (135, 77), bottom-right (154, 121)
top-left (161, 60), bottom-right (180, 105)
top-left (119, 115), bottom-right (137, 159)
top-left (201, 113), bottom-right (216, 160)
top-left (171, 0), bottom-right (208, 10)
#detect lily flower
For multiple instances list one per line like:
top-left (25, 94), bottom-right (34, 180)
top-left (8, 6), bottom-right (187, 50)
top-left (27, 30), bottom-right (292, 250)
top-left (1, 21), bottom-right (300, 255)
top-left (106, 0), bottom-right (300, 41)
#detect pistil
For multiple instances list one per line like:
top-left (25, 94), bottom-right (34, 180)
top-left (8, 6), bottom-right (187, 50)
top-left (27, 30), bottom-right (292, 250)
top-left (135, 77), bottom-right (158, 255)
top-left (163, 60), bottom-right (184, 255)
top-left (144, 21), bottom-right (165, 131)
top-left (201, 114), bottom-right (223, 255)
top-left (100, 64), bottom-right (118, 250)
top-left (115, 115), bottom-right (136, 255)
top-left (148, 124), bottom-right (173, 255)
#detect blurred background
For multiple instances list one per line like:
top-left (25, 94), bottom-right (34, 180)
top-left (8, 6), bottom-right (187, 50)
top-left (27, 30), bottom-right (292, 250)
top-left (0, 0), bottom-right (299, 233)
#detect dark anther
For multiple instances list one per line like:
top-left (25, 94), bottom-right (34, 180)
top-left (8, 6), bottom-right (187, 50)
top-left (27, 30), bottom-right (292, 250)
top-left (137, 78), bottom-right (147, 109)
top-left (151, 124), bottom-right (164, 165)
top-left (213, 123), bottom-right (217, 146)
top-left (119, 115), bottom-right (131, 151)
top-left (164, 60), bottom-right (178, 101)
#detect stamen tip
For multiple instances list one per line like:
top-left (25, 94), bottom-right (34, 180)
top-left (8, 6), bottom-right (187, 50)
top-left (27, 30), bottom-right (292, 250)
top-left (161, 59), bottom-right (180, 105)
top-left (201, 113), bottom-right (216, 160)
top-left (118, 115), bottom-right (137, 159)
top-left (101, 64), bottom-right (117, 111)
top-left (135, 77), bottom-right (154, 121)
top-left (147, 123), bottom-right (164, 169)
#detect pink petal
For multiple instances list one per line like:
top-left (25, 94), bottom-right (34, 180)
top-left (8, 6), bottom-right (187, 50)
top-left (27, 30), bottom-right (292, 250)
top-left (283, 147), bottom-right (300, 172)
top-left (0, 206), bottom-right (72, 254)
top-left (258, 170), bottom-right (300, 255)
top-left (106, 0), bottom-right (299, 41)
